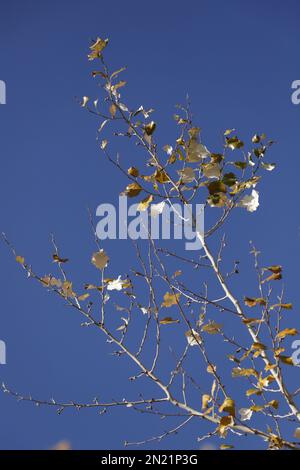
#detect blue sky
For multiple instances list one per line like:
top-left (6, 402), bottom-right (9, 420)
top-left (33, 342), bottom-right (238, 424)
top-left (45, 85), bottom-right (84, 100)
top-left (0, 0), bottom-right (300, 450)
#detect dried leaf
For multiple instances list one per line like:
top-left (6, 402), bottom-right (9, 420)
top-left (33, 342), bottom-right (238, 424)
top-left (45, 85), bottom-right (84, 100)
top-left (159, 317), bottom-right (179, 325)
top-left (91, 250), bottom-right (109, 270)
top-left (202, 321), bottom-right (222, 334)
top-left (172, 270), bottom-right (182, 278)
top-left (78, 293), bottom-right (90, 301)
top-left (88, 37), bottom-right (108, 61)
top-left (225, 136), bottom-right (244, 150)
top-left (262, 272), bottom-right (282, 283)
top-left (161, 292), bottom-right (180, 308)
top-left (53, 254), bottom-right (69, 264)
top-left (232, 368), bottom-right (258, 378)
top-left (61, 281), bottom-right (75, 298)
top-left (109, 103), bottom-right (117, 117)
top-left (144, 121), bottom-right (156, 136)
top-left (250, 405), bottom-right (264, 412)
top-left (121, 182), bottom-right (143, 198)
top-left (270, 303), bottom-right (292, 310)
top-left (154, 169), bottom-right (170, 184)
top-left (207, 180), bottom-right (227, 195)
top-left (265, 265), bottom-right (282, 274)
top-left (244, 297), bottom-right (266, 308)
top-left (217, 416), bottom-right (234, 438)
top-left (243, 318), bottom-right (263, 325)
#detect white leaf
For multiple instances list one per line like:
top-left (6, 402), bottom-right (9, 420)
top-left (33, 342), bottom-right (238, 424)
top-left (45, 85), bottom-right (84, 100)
top-left (261, 162), bottom-right (276, 171)
top-left (186, 329), bottom-right (201, 346)
top-left (107, 275), bottom-right (125, 291)
top-left (163, 145), bottom-right (173, 156)
top-left (239, 408), bottom-right (253, 422)
top-left (238, 190), bottom-right (259, 212)
top-left (151, 201), bottom-right (166, 218)
top-left (81, 96), bottom-right (89, 107)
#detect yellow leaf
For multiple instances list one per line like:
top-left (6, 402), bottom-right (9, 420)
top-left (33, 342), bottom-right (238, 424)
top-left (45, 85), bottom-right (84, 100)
top-left (154, 169), bottom-right (170, 184)
top-left (137, 195), bottom-right (153, 211)
top-left (225, 136), bottom-right (244, 150)
top-left (265, 364), bottom-right (277, 371)
top-left (246, 389), bottom-right (262, 397)
top-left (207, 364), bottom-right (217, 374)
top-left (219, 398), bottom-right (235, 417)
top-left (202, 394), bottom-right (211, 410)
top-left (258, 375), bottom-right (275, 388)
top-left (121, 182), bottom-right (143, 198)
top-left (16, 255), bottom-right (25, 265)
top-left (278, 355), bottom-right (294, 366)
top-left (274, 347), bottom-right (285, 356)
top-left (267, 400), bottom-right (279, 410)
top-left (266, 265), bottom-right (282, 274)
top-left (276, 328), bottom-right (298, 340)
top-left (262, 272), bottom-right (282, 283)
top-left (250, 405), bottom-right (264, 412)
top-left (88, 37), bottom-right (109, 61)
top-left (128, 167), bottom-right (139, 177)
top-left (224, 128), bottom-right (235, 136)
top-left (211, 379), bottom-right (217, 396)
top-left (217, 416), bottom-right (234, 437)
